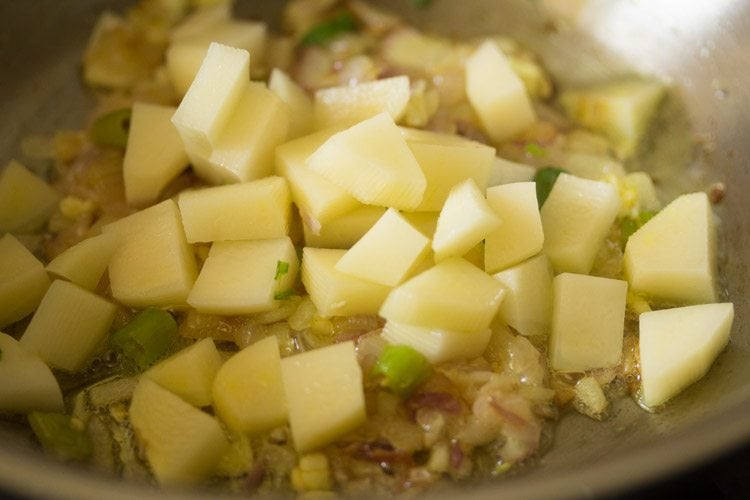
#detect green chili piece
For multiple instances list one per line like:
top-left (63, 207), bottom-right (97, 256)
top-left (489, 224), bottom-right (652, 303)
top-left (300, 12), bottom-right (357, 46)
top-left (110, 308), bottom-right (177, 372)
top-left (28, 412), bottom-right (92, 462)
top-left (274, 289), bottom-right (296, 301)
top-left (275, 260), bottom-right (290, 280)
top-left (620, 209), bottom-right (658, 248)
top-left (534, 166), bottom-right (568, 207)
top-left (90, 108), bottom-right (132, 148)
top-left (372, 345), bottom-right (432, 397)
top-left (524, 142), bottom-right (546, 158)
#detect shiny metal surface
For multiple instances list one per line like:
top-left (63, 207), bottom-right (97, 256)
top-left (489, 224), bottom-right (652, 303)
top-left (0, 0), bottom-right (749, 498)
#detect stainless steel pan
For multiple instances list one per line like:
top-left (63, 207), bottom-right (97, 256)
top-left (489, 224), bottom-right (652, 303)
top-left (1, 1), bottom-right (749, 498)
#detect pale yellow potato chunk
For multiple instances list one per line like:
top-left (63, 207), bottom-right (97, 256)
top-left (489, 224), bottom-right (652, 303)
top-left (380, 257), bottom-right (505, 333)
top-left (104, 199), bottom-right (197, 308)
top-left (306, 113), bottom-right (426, 210)
top-left (0, 234), bottom-right (50, 328)
top-left (302, 206), bottom-right (386, 249)
top-left (484, 182), bottom-right (544, 273)
top-left (487, 156), bottom-right (535, 187)
top-left (281, 341), bottom-right (365, 453)
top-left (560, 153), bottom-right (625, 181)
top-left (46, 232), bottom-right (119, 291)
top-left (624, 192), bottom-right (716, 305)
top-left (170, 1), bottom-right (231, 42)
top-left (123, 102), bottom-right (189, 206)
top-left (639, 303), bottom-right (734, 407)
top-left (213, 336), bottom-right (287, 435)
top-left (166, 43), bottom-right (210, 97)
top-left (0, 160), bottom-right (59, 233)
top-left (336, 208), bottom-right (431, 287)
top-left (269, 68), bottom-right (314, 139)
top-left (301, 247), bottom-right (391, 317)
top-left (493, 253), bottom-right (554, 337)
top-left (188, 237), bottom-right (298, 315)
top-left (145, 338), bottom-right (222, 408)
top-left (382, 321), bottom-right (492, 364)
top-left (178, 176), bottom-right (290, 243)
top-left (20, 280), bottom-right (117, 372)
top-left (548, 273), bottom-right (628, 372)
top-left (540, 173), bottom-right (620, 274)
top-left (0, 332), bottom-right (63, 413)
top-left (130, 378), bottom-right (230, 486)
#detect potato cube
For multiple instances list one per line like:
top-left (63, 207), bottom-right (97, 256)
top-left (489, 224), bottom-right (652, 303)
top-left (487, 157), bottom-right (535, 187)
top-left (46, 232), bottom-right (119, 291)
top-left (269, 68), bottom-right (314, 139)
top-left (0, 234), bottom-right (51, 327)
top-left (306, 112), bottom-right (426, 210)
top-left (336, 208), bottom-right (431, 287)
top-left (0, 160), bottom-right (59, 233)
top-left (548, 273), bottom-right (628, 372)
top-left (281, 341), bottom-right (365, 452)
top-left (188, 237), bottom-right (298, 315)
top-left (178, 176), bottom-right (290, 243)
top-left (382, 321), bottom-right (492, 364)
top-left (145, 338), bottom-right (222, 408)
top-left (130, 378), bottom-right (230, 485)
top-left (20, 280), bottom-right (117, 372)
top-left (465, 40), bottom-right (536, 143)
top-left (170, 1), bottom-right (231, 42)
top-left (166, 43), bottom-right (211, 97)
top-left (104, 199), bottom-right (197, 308)
top-left (380, 257), bottom-right (505, 333)
top-left (624, 192), bottom-right (716, 305)
top-left (301, 247), bottom-right (391, 317)
top-left (493, 254), bottom-right (554, 337)
top-left (540, 173), bottom-right (620, 274)
top-left (560, 153), bottom-right (625, 181)
top-left (213, 336), bottom-right (287, 434)
top-left (639, 303), bottom-right (734, 407)
top-left (302, 206), bottom-right (386, 249)
top-left (484, 182), bottom-right (544, 273)
top-left (123, 102), bottom-right (189, 206)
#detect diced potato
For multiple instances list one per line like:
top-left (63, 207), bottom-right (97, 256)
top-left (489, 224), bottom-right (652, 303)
top-left (213, 336), bottom-right (287, 434)
top-left (560, 153), bottom-right (625, 181)
top-left (123, 102), bottom-right (189, 206)
top-left (487, 157), bottom-right (535, 187)
top-left (0, 332), bottom-right (64, 413)
top-left (302, 206), bottom-right (386, 249)
top-left (622, 171), bottom-right (661, 214)
top-left (540, 173), bottom-right (620, 274)
top-left (336, 208), bottom-right (431, 287)
top-left (166, 42), bottom-right (211, 97)
top-left (170, 1), bottom-right (231, 42)
top-left (0, 234), bottom-right (51, 327)
top-left (301, 247), bottom-right (391, 317)
top-left (548, 273), bottom-right (628, 372)
top-left (493, 254), bottom-right (554, 337)
top-left (20, 280), bottom-right (117, 372)
top-left (0, 160), bottom-right (59, 233)
top-left (639, 303), bottom-right (734, 407)
top-left (46, 232), bottom-right (119, 291)
top-left (104, 199), bottom-right (197, 308)
top-left (432, 178), bottom-right (501, 262)
top-left (465, 40), bottom-right (536, 143)
top-left (306, 113), bottom-right (426, 210)
top-left (314, 75), bottom-right (411, 129)
top-left (145, 338), bottom-right (222, 408)
top-left (129, 378), bottom-right (230, 485)
top-left (269, 68), bottom-right (314, 139)
top-left (624, 192), bottom-right (715, 304)
top-left (560, 79), bottom-right (666, 159)
top-left (484, 182), bottom-right (544, 273)
top-left (281, 341), bottom-right (365, 452)
top-left (188, 237), bottom-right (298, 315)
top-left (401, 127), bottom-right (495, 212)
top-left (402, 211), bottom-right (439, 238)
top-left (178, 176), bottom-right (290, 243)
top-left (382, 321), bottom-right (492, 364)
top-left (380, 257), bottom-right (505, 333)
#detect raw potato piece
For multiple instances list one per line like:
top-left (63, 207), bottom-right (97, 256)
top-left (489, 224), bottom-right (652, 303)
top-left (432, 178), bottom-right (501, 262)
top-left (306, 113), bottom-right (426, 210)
top-left (269, 68), bottom-right (314, 139)
top-left (281, 341), bottom-right (366, 453)
top-left (129, 378), bottom-right (230, 486)
top-left (188, 237), bottom-right (298, 315)
top-left (484, 182), bottom-right (544, 273)
top-left (0, 160), bottom-right (59, 233)
top-left (560, 153), bottom-right (625, 181)
top-left (493, 254), bottom-right (554, 337)
top-left (46, 232), bottom-right (119, 291)
top-left (380, 257), bottom-right (505, 333)
top-left (302, 206), bottom-right (386, 249)
top-left (301, 247), bottom-right (391, 317)
top-left (0, 234), bottom-right (51, 327)
top-left (541, 173), bottom-right (620, 274)
top-left (145, 338), bottom-right (222, 408)
top-left (178, 176), bottom-right (291, 243)
top-left (487, 157), bottom-right (536, 187)
top-left (382, 321), bottom-right (492, 364)
top-left (639, 303), bottom-right (734, 407)
top-left (20, 280), bottom-right (117, 372)
top-left (549, 273), bottom-right (628, 372)
top-left (465, 40), bottom-right (536, 143)
top-left (123, 102), bottom-right (189, 206)
top-left (0, 332), bottom-right (64, 413)
top-left (624, 192), bottom-right (716, 305)
top-left (213, 336), bottom-right (287, 435)
top-left (336, 208), bottom-right (431, 287)
top-left (314, 75), bottom-right (411, 128)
